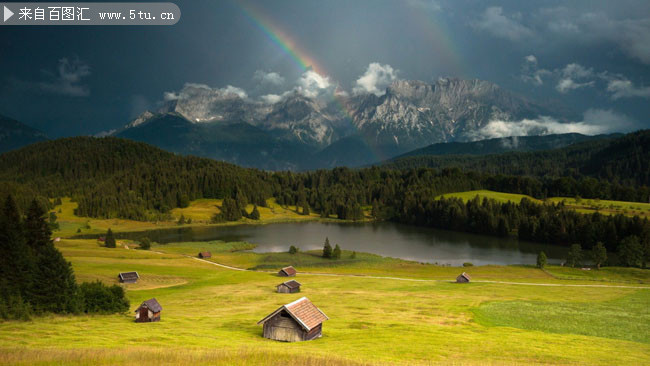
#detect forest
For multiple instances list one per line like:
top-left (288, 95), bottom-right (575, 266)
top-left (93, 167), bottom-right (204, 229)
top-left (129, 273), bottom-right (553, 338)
top-left (0, 131), bottom-right (649, 266)
top-left (0, 196), bottom-right (129, 320)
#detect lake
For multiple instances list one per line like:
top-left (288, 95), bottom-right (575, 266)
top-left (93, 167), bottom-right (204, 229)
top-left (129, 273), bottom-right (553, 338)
top-left (111, 221), bottom-right (567, 266)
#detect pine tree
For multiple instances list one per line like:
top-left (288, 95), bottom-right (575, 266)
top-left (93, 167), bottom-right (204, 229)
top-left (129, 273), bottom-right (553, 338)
top-left (0, 196), bottom-right (34, 302)
top-left (333, 244), bottom-right (341, 259)
top-left (139, 237), bottom-right (151, 250)
top-left (591, 242), bottom-right (607, 269)
top-left (323, 237), bottom-right (332, 258)
top-left (178, 214), bottom-right (186, 225)
top-left (24, 199), bottom-right (80, 313)
top-left (302, 202), bottom-right (310, 216)
top-left (105, 228), bottom-right (116, 248)
top-left (250, 205), bottom-right (261, 220)
top-left (619, 236), bottom-right (643, 267)
top-left (289, 245), bottom-right (298, 254)
top-left (371, 200), bottom-right (380, 219)
top-left (536, 251), bottom-right (547, 268)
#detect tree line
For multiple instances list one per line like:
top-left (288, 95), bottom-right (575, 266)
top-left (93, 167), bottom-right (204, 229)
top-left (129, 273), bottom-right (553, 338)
top-left (0, 196), bottom-right (129, 320)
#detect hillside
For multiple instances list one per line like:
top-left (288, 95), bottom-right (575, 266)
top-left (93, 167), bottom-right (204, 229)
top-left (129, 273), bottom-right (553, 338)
top-left (0, 115), bottom-right (48, 153)
top-left (383, 130), bottom-right (650, 188)
top-left (394, 133), bottom-right (619, 159)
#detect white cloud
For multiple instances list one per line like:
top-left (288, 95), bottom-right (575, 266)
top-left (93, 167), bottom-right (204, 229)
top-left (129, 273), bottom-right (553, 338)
top-left (260, 93), bottom-right (284, 104)
top-left (521, 55), bottom-right (552, 85)
top-left (555, 63), bottom-right (595, 93)
top-left (473, 7), bottom-right (533, 41)
top-left (468, 109), bottom-right (635, 140)
top-left (39, 58), bottom-right (91, 97)
top-left (605, 77), bottom-right (650, 99)
top-left (353, 63), bottom-right (398, 96)
top-left (296, 70), bottom-right (332, 98)
top-left (163, 83), bottom-right (247, 101)
top-left (253, 70), bottom-right (285, 86)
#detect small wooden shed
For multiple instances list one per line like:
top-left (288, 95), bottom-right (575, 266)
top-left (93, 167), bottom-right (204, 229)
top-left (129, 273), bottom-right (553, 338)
top-left (198, 251), bottom-right (212, 259)
top-left (277, 280), bottom-right (301, 293)
top-left (278, 266), bottom-right (297, 277)
top-left (135, 298), bottom-right (162, 323)
top-left (456, 272), bottom-right (471, 283)
top-left (118, 271), bottom-right (140, 284)
top-left (257, 297), bottom-right (328, 342)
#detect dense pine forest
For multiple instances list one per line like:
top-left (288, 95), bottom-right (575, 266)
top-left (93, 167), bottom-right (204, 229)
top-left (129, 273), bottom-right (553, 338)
top-left (0, 196), bottom-right (129, 319)
top-left (383, 130), bottom-right (650, 199)
top-left (0, 132), bottom-right (649, 266)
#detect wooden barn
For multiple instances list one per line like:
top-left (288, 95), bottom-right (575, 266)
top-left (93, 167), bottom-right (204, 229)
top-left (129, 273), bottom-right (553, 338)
top-left (456, 272), bottom-right (471, 283)
top-left (278, 266), bottom-right (297, 277)
top-left (257, 297), bottom-right (328, 342)
top-left (135, 298), bottom-right (162, 322)
top-left (198, 251), bottom-right (212, 259)
top-left (118, 271), bottom-right (139, 284)
top-left (277, 280), bottom-right (301, 293)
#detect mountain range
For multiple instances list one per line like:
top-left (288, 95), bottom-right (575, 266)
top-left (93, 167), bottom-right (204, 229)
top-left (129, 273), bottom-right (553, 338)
top-left (0, 115), bottom-right (48, 154)
top-left (111, 78), bottom-right (574, 170)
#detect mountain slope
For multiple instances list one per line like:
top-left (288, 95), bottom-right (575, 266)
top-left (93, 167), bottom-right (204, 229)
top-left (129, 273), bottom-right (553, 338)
top-left (115, 112), bottom-right (312, 170)
top-left (393, 133), bottom-right (620, 159)
top-left (382, 130), bottom-right (650, 187)
top-left (0, 115), bottom-right (48, 153)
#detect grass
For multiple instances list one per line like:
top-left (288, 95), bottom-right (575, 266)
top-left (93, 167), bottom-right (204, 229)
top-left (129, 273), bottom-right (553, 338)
top-left (544, 266), bottom-right (650, 284)
top-left (438, 190), bottom-right (650, 218)
top-left (473, 290), bottom-right (650, 343)
top-left (52, 198), bottom-right (335, 238)
top-left (1, 237), bottom-right (649, 365)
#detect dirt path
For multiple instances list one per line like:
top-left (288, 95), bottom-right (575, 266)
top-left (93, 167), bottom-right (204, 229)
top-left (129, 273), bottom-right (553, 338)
top-left (182, 254), bottom-right (650, 289)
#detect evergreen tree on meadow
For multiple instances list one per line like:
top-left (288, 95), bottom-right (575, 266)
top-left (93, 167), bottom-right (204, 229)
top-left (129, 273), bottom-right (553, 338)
top-left (591, 242), bottom-right (607, 269)
top-left (302, 202), bottom-right (310, 216)
top-left (250, 205), bottom-right (261, 220)
top-left (566, 244), bottom-right (582, 268)
top-left (221, 198), bottom-right (242, 221)
top-left (105, 228), bottom-right (116, 248)
top-left (323, 237), bottom-right (332, 258)
top-left (536, 251), bottom-right (547, 269)
top-left (178, 214), bottom-right (186, 225)
top-left (333, 244), bottom-right (341, 259)
top-left (289, 245), bottom-right (298, 254)
top-left (139, 237), bottom-right (151, 250)
top-left (25, 199), bottom-right (81, 313)
top-left (0, 195), bottom-right (34, 302)
top-left (371, 199), bottom-right (380, 219)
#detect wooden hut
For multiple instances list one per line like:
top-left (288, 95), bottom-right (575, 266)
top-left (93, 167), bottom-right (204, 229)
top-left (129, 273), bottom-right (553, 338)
top-left (456, 272), bottom-right (471, 283)
top-left (257, 297), bottom-right (328, 342)
top-left (118, 271), bottom-right (139, 284)
top-left (278, 266), bottom-right (297, 277)
top-left (277, 280), bottom-right (301, 293)
top-left (135, 298), bottom-right (162, 322)
top-left (198, 251), bottom-right (212, 259)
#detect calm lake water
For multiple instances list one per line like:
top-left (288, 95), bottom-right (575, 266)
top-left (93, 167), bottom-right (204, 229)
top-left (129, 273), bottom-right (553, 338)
top-left (110, 221), bottom-right (567, 266)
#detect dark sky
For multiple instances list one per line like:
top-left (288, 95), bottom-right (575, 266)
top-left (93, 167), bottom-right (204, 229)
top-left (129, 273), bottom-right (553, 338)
top-left (1, 0), bottom-right (649, 137)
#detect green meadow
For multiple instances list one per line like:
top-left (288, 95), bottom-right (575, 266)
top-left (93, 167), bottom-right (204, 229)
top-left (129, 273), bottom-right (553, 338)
top-left (1, 238), bottom-right (649, 365)
top-left (438, 190), bottom-right (650, 218)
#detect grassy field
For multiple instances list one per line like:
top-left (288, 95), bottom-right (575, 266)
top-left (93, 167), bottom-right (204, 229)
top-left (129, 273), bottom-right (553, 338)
top-left (1, 237), bottom-right (649, 365)
top-left (52, 198), bottom-right (333, 238)
top-left (438, 190), bottom-right (650, 218)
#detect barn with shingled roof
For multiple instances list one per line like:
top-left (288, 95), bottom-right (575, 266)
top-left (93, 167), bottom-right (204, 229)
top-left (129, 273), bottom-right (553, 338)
top-left (456, 272), bottom-right (471, 283)
top-left (257, 297), bottom-right (328, 342)
top-left (135, 298), bottom-right (162, 322)
top-left (198, 251), bottom-right (211, 259)
top-left (118, 271), bottom-right (139, 284)
top-left (276, 280), bottom-right (301, 293)
top-left (278, 266), bottom-right (297, 277)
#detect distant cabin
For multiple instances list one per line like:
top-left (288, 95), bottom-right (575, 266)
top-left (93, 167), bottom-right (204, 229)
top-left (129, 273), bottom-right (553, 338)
top-left (198, 251), bottom-right (212, 259)
top-left (279, 266), bottom-right (297, 277)
top-left (456, 272), bottom-right (471, 283)
top-left (277, 280), bottom-right (301, 293)
top-left (118, 271), bottom-right (139, 284)
top-left (135, 298), bottom-right (162, 323)
top-left (97, 237), bottom-right (106, 243)
top-left (257, 297), bottom-right (328, 342)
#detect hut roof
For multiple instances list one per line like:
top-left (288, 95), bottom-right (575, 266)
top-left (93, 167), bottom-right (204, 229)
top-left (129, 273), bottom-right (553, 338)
top-left (118, 271), bottom-right (139, 281)
top-left (136, 298), bottom-right (162, 313)
top-left (458, 272), bottom-right (471, 281)
top-left (199, 251), bottom-right (212, 258)
top-left (280, 266), bottom-right (297, 276)
top-left (279, 280), bottom-right (301, 289)
top-left (258, 297), bottom-right (328, 331)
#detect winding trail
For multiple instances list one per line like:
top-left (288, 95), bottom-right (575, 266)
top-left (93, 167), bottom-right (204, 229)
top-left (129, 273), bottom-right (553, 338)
top-left (186, 255), bottom-right (650, 289)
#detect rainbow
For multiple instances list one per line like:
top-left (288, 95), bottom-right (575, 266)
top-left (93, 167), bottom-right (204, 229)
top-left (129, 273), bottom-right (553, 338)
top-left (235, 0), bottom-right (466, 162)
